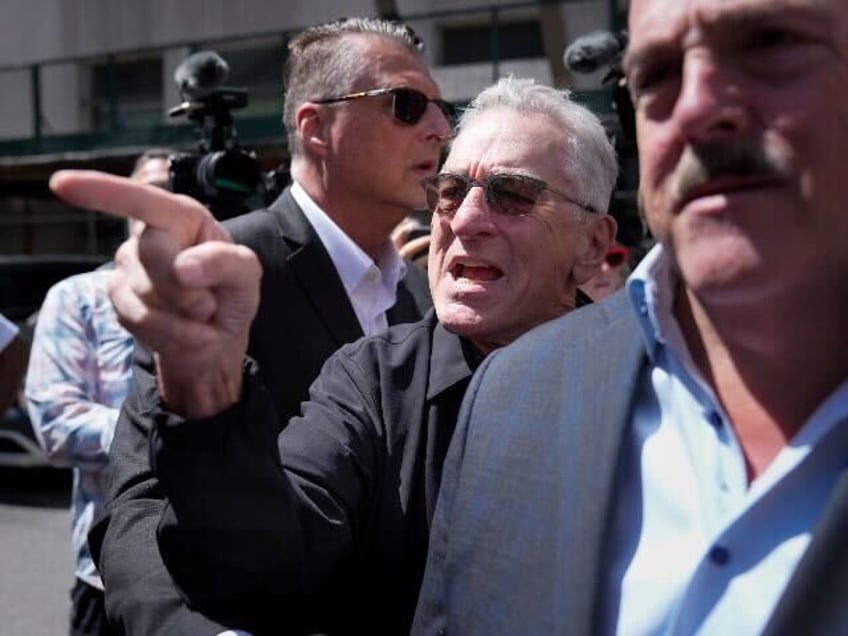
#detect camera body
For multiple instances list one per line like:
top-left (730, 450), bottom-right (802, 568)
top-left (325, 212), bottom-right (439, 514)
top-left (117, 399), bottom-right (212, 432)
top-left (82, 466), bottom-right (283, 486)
top-left (169, 53), bottom-right (282, 220)
top-left (169, 148), bottom-right (263, 221)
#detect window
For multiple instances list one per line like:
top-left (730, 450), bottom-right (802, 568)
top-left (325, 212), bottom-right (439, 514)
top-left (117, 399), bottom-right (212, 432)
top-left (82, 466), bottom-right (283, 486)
top-left (91, 57), bottom-right (163, 130)
top-left (441, 20), bottom-right (544, 65)
top-left (206, 41), bottom-right (286, 118)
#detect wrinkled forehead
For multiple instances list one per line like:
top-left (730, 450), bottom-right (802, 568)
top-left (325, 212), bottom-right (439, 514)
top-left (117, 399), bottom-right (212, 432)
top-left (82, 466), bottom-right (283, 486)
top-left (444, 108), bottom-right (567, 179)
top-left (627, 0), bottom-right (839, 56)
top-left (353, 35), bottom-right (440, 94)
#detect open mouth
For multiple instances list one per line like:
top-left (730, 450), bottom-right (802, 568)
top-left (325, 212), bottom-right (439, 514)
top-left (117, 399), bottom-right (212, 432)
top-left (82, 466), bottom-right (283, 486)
top-left (450, 262), bottom-right (503, 282)
top-left (414, 160), bottom-right (438, 174)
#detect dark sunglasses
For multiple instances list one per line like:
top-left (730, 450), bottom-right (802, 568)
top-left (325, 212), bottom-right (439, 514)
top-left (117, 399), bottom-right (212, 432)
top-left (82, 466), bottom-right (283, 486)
top-left (605, 245), bottom-right (630, 268)
top-left (422, 173), bottom-right (598, 218)
top-left (313, 87), bottom-right (456, 125)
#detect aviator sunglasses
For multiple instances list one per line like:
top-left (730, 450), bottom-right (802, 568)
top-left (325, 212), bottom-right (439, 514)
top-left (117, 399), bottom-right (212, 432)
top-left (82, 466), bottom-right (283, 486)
top-left (422, 173), bottom-right (598, 218)
top-left (605, 245), bottom-right (630, 268)
top-left (313, 87), bottom-right (456, 125)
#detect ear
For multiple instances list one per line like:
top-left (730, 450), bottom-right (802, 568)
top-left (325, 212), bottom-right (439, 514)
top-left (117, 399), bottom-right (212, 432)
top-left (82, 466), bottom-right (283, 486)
top-left (572, 214), bottom-right (617, 285)
top-left (296, 103), bottom-right (330, 157)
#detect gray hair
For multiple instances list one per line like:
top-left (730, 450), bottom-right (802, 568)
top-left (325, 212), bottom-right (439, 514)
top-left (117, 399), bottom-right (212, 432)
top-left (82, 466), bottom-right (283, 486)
top-left (456, 76), bottom-right (618, 215)
top-left (283, 17), bottom-right (425, 157)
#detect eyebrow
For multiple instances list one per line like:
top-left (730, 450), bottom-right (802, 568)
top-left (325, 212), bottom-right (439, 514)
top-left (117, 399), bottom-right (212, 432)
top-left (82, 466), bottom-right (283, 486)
top-left (623, 0), bottom-right (832, 76)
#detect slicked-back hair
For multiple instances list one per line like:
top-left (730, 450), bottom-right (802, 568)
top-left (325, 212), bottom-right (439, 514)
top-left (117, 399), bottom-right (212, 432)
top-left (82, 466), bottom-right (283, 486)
top-left (284, 17), bottom-right (425, 157)
top-left (456, 76), bottom-right (618, 216)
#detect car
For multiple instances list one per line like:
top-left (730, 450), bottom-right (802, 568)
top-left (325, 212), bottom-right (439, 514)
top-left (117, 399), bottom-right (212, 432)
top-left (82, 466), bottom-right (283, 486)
top-left (0, 254), bottom-right (108, 468)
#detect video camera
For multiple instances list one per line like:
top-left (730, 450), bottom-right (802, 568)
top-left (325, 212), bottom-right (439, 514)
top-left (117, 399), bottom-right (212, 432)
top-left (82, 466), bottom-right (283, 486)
top-left (564, 29), bottom-right (645, 248)
top-left (168, 50), bottom-right (282, 221)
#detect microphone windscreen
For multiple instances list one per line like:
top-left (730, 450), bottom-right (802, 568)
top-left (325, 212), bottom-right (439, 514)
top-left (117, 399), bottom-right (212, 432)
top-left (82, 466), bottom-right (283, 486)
top-left (564, 30), bottom-right (624, 74)
top-left (174, 51), bottom-right (229, 99)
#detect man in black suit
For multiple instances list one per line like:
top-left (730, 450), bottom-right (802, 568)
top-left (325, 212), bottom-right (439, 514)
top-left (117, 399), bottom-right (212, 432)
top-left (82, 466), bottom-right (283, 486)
top-left (51, 76), bottom-right (618, 633)
top-left (413, 0), bottom-right (848, 633)
top-left (56, 17), bottom-right (446, 634)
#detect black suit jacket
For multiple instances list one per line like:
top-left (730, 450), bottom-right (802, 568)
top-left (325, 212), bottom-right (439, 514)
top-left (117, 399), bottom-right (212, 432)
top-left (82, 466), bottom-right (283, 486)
top-left (90, 189), bottom-right (431, 635)
top-left (413, 291), bottom-right (848, 635)
top-left (151, 310), bottom-right (483, 635)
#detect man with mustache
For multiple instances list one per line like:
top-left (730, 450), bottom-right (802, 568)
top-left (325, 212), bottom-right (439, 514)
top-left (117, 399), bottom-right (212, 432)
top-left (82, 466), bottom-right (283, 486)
top-left (51, 78), bottom-right (617, 634)
top-left (414, 0), bottom-right (848, 633)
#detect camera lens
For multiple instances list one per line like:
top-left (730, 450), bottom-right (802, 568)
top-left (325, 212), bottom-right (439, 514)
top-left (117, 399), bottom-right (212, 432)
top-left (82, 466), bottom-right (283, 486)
top-left (197, 151), bottom-right (261, 196)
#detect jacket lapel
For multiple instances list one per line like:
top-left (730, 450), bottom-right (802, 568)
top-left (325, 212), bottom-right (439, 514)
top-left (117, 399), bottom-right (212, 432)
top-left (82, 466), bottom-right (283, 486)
top-left (555, 295), bottom-right (646, 633)
top-left (266, 191), bottom-right (363, 346)
top-left (763, 466), bottom-right (848, 635)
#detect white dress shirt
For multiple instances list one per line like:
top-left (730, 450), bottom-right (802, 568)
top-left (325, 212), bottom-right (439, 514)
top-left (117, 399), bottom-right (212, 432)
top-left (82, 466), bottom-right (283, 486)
top-left (290, 181), bottom-right (406, 337)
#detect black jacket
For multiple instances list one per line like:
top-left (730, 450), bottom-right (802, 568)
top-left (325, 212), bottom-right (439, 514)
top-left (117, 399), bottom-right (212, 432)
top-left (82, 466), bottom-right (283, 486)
top-left (152, 309), bottom-right (483, 635)
top-left (89, 189), bottom-right (432, 635)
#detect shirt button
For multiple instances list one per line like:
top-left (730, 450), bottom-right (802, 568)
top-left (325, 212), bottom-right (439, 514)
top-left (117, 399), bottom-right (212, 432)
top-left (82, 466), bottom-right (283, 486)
top-left (708, 411), bottom-right (723, 430)
top-left (709, 545), bottom-right (730, 565)
top-left (640, 303), bottom-right (649, 316)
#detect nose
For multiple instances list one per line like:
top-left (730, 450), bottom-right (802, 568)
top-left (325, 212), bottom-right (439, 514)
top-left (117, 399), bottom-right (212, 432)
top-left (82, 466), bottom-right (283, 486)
top-left (673, 51), bottom-right (750, 144)
top-left (420, 101), bottom-right (452, 142)
top-left (449, 185), bottom-right (498, 238)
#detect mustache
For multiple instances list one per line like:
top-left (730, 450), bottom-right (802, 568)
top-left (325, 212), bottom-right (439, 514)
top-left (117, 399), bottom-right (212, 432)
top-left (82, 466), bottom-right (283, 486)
top-left (670, 139), bottom-right (792, 205)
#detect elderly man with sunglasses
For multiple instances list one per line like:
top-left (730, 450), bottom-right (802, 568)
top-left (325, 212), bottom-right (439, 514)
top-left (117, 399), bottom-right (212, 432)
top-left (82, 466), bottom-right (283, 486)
top-left (52, 77), bottom-right (617, 634)
top-left (414, 0), bottom-right (848, 633)
top-left (69, 17), bottom-right (445, 636)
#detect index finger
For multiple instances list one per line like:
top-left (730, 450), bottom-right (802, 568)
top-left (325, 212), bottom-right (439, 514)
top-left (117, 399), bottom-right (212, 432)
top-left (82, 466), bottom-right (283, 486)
top-left (50, 169), bottom-right (211, 232)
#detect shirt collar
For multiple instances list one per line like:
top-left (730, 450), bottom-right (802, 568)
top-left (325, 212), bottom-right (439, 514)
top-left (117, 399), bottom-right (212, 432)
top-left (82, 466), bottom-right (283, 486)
top-left (427, 311), bottom-right (485, 400)
top-left (290, 180), bottom-right (407, 296)
top-left (626, 243), bottom-right (692, 366)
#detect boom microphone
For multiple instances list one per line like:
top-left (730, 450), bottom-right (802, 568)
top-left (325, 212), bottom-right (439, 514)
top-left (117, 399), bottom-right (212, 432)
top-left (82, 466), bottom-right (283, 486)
top-left (564, 30), bottom-right (628, 74)
top-left (174, 50), bottom-right (229, 100)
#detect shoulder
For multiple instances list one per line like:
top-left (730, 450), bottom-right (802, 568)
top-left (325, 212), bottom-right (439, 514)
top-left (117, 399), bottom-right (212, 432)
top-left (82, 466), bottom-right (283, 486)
top-left (305, 311), bottom-right (438, 407)
top-left (41, 270), bottom-right (111, 311)
top-left (475, 291), bottom-right (638, 390)
top-left (335, 310), bottom-right (437, 368)
top-left (506, 290), bottom-right (630, 351)
top-left (223, 190), bottom-right (307, 253)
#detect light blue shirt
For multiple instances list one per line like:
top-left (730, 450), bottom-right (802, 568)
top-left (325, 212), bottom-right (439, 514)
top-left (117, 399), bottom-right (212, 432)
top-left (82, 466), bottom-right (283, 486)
top-left (601, 244), bottom-right (848, 635)
top-left (24, 270), bottom-right (134, 589)
top-left (290, 181), bottom-right (406, 337)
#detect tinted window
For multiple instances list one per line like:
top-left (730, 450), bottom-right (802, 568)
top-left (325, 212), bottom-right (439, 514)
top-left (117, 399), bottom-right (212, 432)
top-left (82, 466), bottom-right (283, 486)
top-left (441, 21), bottom-right (544, 65)
top-left (0, 257), bottom-right (107, 322)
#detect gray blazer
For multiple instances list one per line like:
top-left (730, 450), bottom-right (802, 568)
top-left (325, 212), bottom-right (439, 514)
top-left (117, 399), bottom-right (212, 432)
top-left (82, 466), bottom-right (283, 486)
top-left (413, 291), bottom-right (848, 635)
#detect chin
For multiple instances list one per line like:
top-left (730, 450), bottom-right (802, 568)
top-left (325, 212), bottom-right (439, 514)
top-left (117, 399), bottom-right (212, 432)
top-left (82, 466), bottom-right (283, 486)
top-left (436, 303), bottom-right (488, 335)
top-left (679, 255), bottom-right (770, 305)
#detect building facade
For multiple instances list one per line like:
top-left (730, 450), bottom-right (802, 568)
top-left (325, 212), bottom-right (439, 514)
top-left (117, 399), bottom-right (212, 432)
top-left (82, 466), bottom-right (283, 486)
top-left (0, 0), bottom-right (630, 256)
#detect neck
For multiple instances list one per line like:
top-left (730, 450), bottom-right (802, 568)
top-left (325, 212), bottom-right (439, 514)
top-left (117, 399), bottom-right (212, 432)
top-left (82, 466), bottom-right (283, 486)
top-left (293, 164), bottom-right (408, 261)
top-left (676, 284), bottom-right (848, 480)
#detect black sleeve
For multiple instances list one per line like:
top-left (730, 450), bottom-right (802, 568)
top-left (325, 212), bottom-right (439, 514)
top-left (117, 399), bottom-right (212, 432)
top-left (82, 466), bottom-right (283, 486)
top-left (89, 345), bottom-right (229, 635)
top-left (151, 347), bottom-right (385, 634)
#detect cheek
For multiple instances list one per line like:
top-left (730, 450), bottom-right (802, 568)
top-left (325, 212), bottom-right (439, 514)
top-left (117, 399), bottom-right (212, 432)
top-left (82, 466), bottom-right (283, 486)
top-left (428, 227), bottom-right (452, 282)
top-left (520, 230), bottom-right (569, 292)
